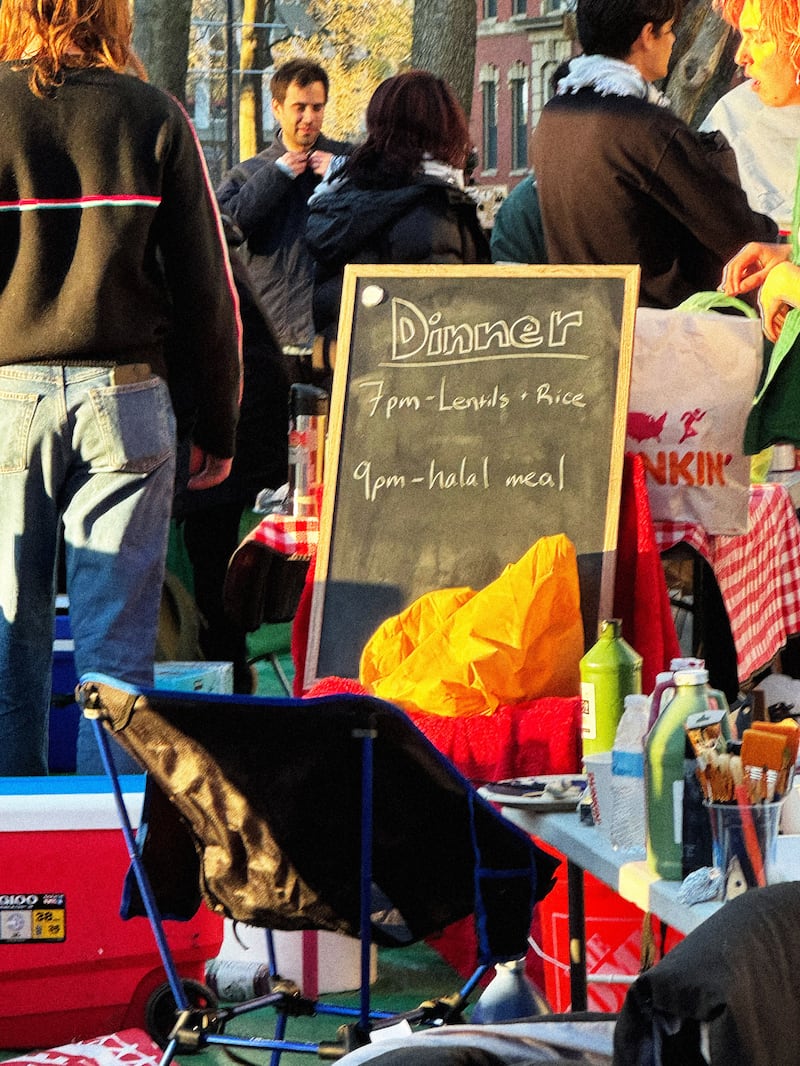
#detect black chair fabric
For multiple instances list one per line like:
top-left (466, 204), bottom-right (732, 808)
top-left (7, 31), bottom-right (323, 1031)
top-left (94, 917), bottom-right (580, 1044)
top-left (80, 679), bottom-right (558, 963)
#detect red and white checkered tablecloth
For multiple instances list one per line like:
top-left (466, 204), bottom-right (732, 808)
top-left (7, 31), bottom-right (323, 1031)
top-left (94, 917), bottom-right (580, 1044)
top-left (250, 514), bottom-right (319, 558)
top-left (654, 482), bottom-right (800, 682)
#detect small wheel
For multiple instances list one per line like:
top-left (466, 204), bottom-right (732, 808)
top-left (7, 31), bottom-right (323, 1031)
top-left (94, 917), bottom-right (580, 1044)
top-left (145, 978), bottom-right (220, 1051)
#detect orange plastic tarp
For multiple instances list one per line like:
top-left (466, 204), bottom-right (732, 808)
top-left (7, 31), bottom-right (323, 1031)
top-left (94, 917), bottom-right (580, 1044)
top-left (360, 534), bottom-right (583, 717)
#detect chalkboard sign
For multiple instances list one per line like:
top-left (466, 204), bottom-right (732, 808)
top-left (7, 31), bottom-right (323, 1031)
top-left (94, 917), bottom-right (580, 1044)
top-left (305, 264), bottom-right (640, 687)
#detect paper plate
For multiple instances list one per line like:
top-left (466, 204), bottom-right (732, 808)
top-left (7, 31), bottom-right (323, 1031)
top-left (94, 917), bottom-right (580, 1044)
top-left (479, 774), bottom-right (587, 811)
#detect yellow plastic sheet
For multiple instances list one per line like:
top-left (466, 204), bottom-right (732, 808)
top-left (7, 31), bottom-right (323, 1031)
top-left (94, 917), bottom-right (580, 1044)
top-left (360, 534), bottom-right (582, 717)
top-left (750, 447), bottom-right (772, 484)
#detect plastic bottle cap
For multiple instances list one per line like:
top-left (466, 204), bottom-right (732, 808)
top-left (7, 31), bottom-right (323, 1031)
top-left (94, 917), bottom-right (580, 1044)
top-left (673, 668), bottom-right (709, 686)
top-left (670, 657), bottom-right (704, 671)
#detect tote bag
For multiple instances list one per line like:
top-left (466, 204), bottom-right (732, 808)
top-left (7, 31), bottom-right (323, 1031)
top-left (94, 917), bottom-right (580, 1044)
top-left (627, 293), bottom-right (762, 534)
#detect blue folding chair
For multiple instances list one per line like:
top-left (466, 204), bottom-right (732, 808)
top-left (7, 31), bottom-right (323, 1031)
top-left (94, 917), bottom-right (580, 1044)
top-left (78, 677), bottom-right (559, 1064)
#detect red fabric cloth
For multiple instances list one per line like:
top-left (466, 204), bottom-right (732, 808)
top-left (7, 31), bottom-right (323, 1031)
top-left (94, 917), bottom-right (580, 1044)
top-left (302, 677), bottom-right (580, 788)
top-left (614, 453), bottom-right (682, 692)
top-left (303, 673), bottom-right (367, 698)
top-left (304, 676), bottom-right (581, 785)
top-left (406, 698), bottom-right (581, 784)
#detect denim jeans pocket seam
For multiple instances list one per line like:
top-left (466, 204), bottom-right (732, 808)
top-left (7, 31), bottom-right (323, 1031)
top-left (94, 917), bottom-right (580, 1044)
top-left (0, 390), bottom-right (39, 473)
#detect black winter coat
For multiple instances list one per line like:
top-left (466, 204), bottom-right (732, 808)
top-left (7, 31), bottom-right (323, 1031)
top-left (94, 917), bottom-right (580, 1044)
top-left (306, 175), bottom-right (491, 340)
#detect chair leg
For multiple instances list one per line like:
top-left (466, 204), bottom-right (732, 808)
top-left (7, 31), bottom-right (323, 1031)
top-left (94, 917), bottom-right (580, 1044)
top-left (269, 652), bottom-right (293, 696)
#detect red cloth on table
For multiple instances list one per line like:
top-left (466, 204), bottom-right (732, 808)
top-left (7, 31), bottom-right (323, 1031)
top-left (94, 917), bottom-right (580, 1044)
top-left (654, 481), bottom-right (800, 683)
top-left (614, 453), bottom-right (682, 692)
top-left (406, 698), bottom-right (581, 783)
top-left (306, 672), bottom-right (582, 785)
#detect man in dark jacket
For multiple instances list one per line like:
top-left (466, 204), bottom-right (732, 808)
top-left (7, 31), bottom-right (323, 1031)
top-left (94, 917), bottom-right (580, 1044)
top-left (217, 58), bottom-right (351, 384)
top-left (531, 0), bottom-right (778, 307)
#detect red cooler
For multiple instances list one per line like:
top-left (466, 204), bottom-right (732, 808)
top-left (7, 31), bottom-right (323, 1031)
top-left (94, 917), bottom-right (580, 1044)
top-left (0, 775), bottom-right (223, 1048)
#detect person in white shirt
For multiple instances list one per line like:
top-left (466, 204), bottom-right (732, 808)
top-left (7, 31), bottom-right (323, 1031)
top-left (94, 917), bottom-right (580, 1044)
top-left (701, 78), bottom-right (800, 231)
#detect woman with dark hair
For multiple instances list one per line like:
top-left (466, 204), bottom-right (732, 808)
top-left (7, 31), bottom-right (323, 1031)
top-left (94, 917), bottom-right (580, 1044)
top-left (306, 70), bottom-right (490, 384)
top-left (343, 70), bottom-right (475, 188)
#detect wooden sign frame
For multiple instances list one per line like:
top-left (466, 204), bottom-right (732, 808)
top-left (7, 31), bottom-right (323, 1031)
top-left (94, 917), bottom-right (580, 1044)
top-left (305, 264), bottom-right (640, 689)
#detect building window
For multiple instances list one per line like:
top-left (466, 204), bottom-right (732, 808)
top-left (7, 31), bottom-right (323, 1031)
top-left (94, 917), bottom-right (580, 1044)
top-left (482, 79), bottom-right (498, 171)
top-left (512, 0), bottom-right (527, 14)
top-left (510, 74), bottom-right (528, 170)
top-left (484, 0), bottom-right (497, 17)
top-left (542, 61), bottom-right (563, 104)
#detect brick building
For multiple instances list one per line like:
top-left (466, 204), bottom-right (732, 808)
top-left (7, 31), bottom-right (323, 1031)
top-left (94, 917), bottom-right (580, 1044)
top-left (469, 0), bottom-right (576, 197)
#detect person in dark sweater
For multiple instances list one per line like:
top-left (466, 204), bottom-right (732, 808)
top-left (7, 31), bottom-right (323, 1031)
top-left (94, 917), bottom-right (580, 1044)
top-left (0, 0), bottom-right (241, 774)
top-left (306, 69), bottom-right (490, 385)
top-left (531, 0), bottom-right (778, 307)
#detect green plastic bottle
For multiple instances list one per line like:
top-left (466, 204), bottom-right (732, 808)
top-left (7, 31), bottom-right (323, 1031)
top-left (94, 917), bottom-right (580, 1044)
top-left (645, 667), bottom-right (730, 880)
top-left (580, 619), bottom-right (642, 756)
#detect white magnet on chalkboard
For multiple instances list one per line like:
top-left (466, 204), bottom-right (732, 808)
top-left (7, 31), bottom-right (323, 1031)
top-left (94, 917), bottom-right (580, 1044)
top-left (361, 285), bottom-right (386, 308)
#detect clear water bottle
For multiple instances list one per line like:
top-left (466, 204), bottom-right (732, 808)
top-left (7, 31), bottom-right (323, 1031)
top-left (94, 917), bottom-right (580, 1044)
top-left (610, 693), bottom-right (648, 855)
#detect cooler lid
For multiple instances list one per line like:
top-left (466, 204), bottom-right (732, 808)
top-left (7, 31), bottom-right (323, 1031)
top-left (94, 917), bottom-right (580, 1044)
top-left (0, 775), bottom-right (145, 832)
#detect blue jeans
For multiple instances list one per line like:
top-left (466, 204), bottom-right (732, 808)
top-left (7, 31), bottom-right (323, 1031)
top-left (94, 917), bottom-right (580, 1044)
top-left (0, 365), bottom-right (176, 775)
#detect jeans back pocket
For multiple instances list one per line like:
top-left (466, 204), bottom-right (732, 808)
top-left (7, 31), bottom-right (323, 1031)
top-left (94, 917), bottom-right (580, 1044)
top-left (86, 376), bottom-right (176, 473)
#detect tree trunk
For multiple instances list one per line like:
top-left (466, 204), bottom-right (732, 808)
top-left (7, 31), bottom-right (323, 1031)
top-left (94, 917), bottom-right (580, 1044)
top-left (664, 0), bottom-right (739, 127)
top-left (411, 0), bottom-right (477, 119)
top-left (239, 0), bottom-right (273, 160)
top-left (133, 0), bottom-right (193, 102)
